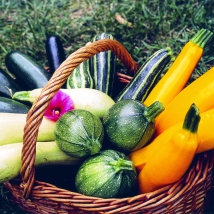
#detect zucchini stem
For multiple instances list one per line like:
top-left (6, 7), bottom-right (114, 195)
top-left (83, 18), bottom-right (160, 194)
top-left (144, 101), bottom-right (165, 122)
top-left (88, 138), bottom-right (102, 155)
top-left (110, 158), bottom-right (135, 173)
top-left (182, 103), bottom-right (201, 133)
top-left (191, 28), bottom-right (213, 48)
top-left (12, 90), bottom-right (34, 103)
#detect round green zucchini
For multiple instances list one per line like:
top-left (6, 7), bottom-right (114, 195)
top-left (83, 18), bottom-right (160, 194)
top-left (75, 149), bottom-right (137, 198)
top-left (103, 99), bottom-right (164, 152)
top-left (54, 109), bottom-right (104, 158)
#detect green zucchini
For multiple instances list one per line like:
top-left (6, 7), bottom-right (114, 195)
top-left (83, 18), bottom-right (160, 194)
top-left (90, 33), bottom-right (116, 96)
top-left (0, 141), bottom-right (82, 183)
top-left (66, 58), bottom-right (93, 89)
top-left (114, 48), bottom-right (174, 102)
top-left (75, 149), bottom-right (137, 198)
top-left (54, 109), bottom-right (104, 158)
top-left (5, 50), bottom-right (51, 90)
top-left (12, 88), bottom-right (115, 118)
top-left (45, 35), bottom-right (66, 74)
top-left (0, 68), bottom-right (22, 98)
top-left (0, 97), bottom-right (30, 113)
top-left (103, 99), bottom-right (164, 152)
top-left (0, 113), bottom-right (56, 145)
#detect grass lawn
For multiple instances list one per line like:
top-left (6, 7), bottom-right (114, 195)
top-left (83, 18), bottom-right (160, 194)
top-left (1, 0), bottom-right (214, 74)
top-left (0, 0), bottom-right (214, 213)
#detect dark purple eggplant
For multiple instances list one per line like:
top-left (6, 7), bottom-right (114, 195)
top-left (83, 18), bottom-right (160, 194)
top-left (45, 35), bottom-right (66, 74)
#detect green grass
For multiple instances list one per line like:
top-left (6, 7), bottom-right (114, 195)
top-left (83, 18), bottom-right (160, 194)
top-left (0, 0), bottom-right (214, 213)
top-left (0, 0), bottom-right (214, 74)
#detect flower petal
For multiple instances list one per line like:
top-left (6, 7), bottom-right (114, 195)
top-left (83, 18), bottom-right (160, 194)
top-left (44, 90), bottom-right (74, 121)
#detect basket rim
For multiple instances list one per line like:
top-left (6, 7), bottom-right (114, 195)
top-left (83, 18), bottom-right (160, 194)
top-left (4, 151), bottom-right (213, 213)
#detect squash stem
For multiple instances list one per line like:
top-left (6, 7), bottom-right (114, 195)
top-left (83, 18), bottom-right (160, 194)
top-left (144, 101), bottom-right (165, 122)
top-left (12, 90), bottom-right (34, 103)
top-left (88, 139), bottom-right (102, 155)
top-left (182, 103), bottom-right (201, 133)
top-left (110, 158), bottom-right (135, 173)
top-left (191, 28), bottom-right (213, 49)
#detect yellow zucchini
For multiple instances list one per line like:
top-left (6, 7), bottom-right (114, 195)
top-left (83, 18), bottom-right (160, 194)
top-left (138, 104), bottom-right (200, 193)
top-left (155, 66), bottom-right (214, 136)
top-left (129, 106), bottom-right (214, 172)
top-left (144, 28), bottom-right (213, 108)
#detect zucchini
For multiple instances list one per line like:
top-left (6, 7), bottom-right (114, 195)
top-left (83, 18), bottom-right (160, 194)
top-left (66, 58), bottom-right (93, 89)
top-left (5, 50), bottom-right (51, 90)
top-left (0, 97), bottom-right (30, 113)
top-left (45, 35), bottom-right (66, 74)
top-left (90, 33), bottom-right (116, 96)
top-left (0, 113), bottom-right (55, 145)
top-left (55, 109), bottom-right (104, 158)
top-left (12, 88), bottom-right (115, 119)
top-left (103, 99), bottom-right (164, 152)
top-left (75, 149), bottom-right (137, 198)
top-left (0, 68), bottom-right (22, 98)
top-left (0, 141), bottom-right (82, 183)
top-left (114, 48), bottom-right (174, 102)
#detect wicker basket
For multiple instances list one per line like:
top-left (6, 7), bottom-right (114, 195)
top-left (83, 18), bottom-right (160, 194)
top-left (3, 39), bottom-right (213, 214)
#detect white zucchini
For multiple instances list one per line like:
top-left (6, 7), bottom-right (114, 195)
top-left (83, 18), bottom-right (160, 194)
top-left (0, 113), bottom-right (55, 145)
top-left (0, 141), bottom-right (82, 183)
top-left (12, 88), bottom-right (115, 118)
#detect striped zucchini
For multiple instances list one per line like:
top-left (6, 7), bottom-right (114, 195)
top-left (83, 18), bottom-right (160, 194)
top-left (66, 59), bottom-right (93, 89)
top-left (90, 33), bottom-right (116, 97)
top-left (114, 48), bottom-right (174, 102)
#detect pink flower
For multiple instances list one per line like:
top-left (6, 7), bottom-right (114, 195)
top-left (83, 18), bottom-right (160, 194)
top-left (44, 90), bottom-right (74, 121)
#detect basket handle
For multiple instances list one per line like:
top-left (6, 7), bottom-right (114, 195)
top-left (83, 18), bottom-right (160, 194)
top-left (20, 39), bottom-right (140, 198)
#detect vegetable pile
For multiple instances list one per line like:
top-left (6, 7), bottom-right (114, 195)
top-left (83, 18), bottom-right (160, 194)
top-left (0, 29), bottom-right (214, 199)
